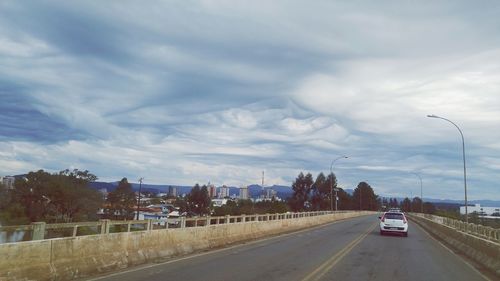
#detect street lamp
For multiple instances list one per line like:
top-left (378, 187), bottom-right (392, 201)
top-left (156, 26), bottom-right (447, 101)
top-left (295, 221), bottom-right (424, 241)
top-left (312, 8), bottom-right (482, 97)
top-left (427, 114), bottom-right (468, 224)
top-left (136, 177), bottom-right (144, 220)
top-left (330, 156), bottom-right (348, 211)
top-left (410, 172), bottom-right (423, 213)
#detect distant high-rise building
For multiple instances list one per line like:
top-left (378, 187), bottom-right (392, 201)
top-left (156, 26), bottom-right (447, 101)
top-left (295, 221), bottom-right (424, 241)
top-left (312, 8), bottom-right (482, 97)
top-left (168, 186), bottom-right (177, 197)
top-left (1, 176), bottom-right (16, 190)
top-left (239, 186), bottom-right (249, 200)
top-left (219, 185), bottom-right (230, 198)
top-left (266, 188), bottom-right (277, 199)
top-left (208, 184), bottom-right (217, 198)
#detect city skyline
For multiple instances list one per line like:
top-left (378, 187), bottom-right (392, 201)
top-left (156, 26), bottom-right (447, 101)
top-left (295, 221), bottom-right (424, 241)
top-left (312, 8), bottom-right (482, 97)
top-left (1, 1), bottom-right (500, 200)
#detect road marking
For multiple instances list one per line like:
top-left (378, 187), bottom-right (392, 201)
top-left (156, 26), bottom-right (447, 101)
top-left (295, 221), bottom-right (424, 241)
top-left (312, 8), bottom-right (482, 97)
top-left (301, 222), bottom-right (377, 281)
top-left (86, 215), bottom-right (373, 281)
top-left (411, 220), bottom-right (492, 281)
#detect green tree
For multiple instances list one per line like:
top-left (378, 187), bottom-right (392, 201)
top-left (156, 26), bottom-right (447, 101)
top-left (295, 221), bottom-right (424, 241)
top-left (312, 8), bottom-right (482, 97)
top-left (411, 197), bottom-right (423, 213)
top-left (336, 188), bottom-right (353, 210)
top-left (288, 172), bottom-right (314, 212)
top-left (186, 184), bottom-right (211, 215)
top-left (50, 169), bottom-right (102, 222)
top-left (352, 182), bottom-right (379, 211)
top-left (266, 200), bottom-right (289, 214)
top-left (423, 202), bottom-right (436, 214)
top-left (400, 197), bottom-right (412, 212)
top-left (0, 182), bottom-right (10, 211)
top-left (0, 182), bottom-right (29, 225)
top-left (12, 170), bottom-right (53, 222)
top-left (311, 173), bottom-right (335, 211)
top-left (106, 178), bottom-right (136, 220)
top-left (213, 200), bottom-right (240, 216)
top-left (5, 169), bottom-right (102, 224)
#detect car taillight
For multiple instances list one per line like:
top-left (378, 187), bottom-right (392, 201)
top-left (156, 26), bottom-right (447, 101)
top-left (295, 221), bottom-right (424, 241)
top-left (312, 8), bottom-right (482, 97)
top-left (381, 215), bottom-right (385, 222)
top-left (403, 216), bottom-right (407, 224)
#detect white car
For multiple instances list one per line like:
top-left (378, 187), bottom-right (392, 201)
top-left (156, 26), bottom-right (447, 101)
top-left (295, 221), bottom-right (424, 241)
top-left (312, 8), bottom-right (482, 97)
top-left (379, 212), bottom-right (408, 237)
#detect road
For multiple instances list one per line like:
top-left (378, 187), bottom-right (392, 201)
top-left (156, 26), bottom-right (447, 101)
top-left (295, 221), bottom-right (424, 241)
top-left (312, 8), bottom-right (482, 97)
top-left (88, 215), bottom-right (489, 281)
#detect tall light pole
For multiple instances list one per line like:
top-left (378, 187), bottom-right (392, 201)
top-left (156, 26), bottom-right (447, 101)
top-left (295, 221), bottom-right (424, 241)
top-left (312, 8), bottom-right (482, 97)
top-left (427, 114), bottom-right (468, 224)
top-left (330, 156), bottom-right (348, 211)
top-left (136, 177), bottom-right (144, 220)
top-left (411, 172), bottom-right (423, 213)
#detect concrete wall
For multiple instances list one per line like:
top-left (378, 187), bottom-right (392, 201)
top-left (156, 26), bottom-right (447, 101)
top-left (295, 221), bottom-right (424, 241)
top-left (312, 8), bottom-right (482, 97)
top-left (0, 211), bottom-right (372, 281)
top-left (409, 214), bottom-right (500, 278)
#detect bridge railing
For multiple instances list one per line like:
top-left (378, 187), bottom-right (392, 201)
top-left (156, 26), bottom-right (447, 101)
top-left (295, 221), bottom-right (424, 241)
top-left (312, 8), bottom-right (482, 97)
top-left (410, 213), bottom-right (500, 243)
top-left (0, 210), bottom-right (353, 243)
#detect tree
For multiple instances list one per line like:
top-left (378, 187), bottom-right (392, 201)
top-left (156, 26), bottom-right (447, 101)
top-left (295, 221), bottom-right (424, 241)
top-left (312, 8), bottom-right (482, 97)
top-left (0, 182), bottom-right (29, 225)
top-left (186, 184), bottom-right (211, 215)
top-left (12, 170), bottom-right (53, 222)
top-left (4, 169), bottom-right (102, 224)
top-left (106, 178), bottom-right (136, 220)
top-left (411, 197), bottom-right (423, 213)
top-left (50, 169), bottom-right (102, 222)
top-left (336, 188), bottom-right (353, 210)
top-left (352, 182), bottom-right (379, 211)
top-left (389, 198), bottom-right (399, 208)
top-left (400, 197), bottom-right (412, 212)
top-left (0, 182), bottom-right (9, 211)
top-left (423, 202), bottom-right (436, 214)
top-left (310, 173), bottom-right (335, 211)
top-left (288, 172), bottom-right (314, 212)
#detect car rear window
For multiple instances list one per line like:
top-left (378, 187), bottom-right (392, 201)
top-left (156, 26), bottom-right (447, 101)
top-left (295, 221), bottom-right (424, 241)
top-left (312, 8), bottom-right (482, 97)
top-left (384, 213), bottom-right (404, 220)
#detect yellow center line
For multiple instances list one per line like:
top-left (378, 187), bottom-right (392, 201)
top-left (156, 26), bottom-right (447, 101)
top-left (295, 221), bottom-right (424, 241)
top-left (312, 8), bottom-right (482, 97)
top-left (301, 222), bottom-right (378, 281)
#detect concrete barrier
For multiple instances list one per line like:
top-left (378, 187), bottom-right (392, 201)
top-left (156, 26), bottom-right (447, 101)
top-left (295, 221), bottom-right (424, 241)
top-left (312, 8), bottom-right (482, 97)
top-left (0, 211), bottom-right (373, 281)
top-left (409, 214), bottom-right (500, 278)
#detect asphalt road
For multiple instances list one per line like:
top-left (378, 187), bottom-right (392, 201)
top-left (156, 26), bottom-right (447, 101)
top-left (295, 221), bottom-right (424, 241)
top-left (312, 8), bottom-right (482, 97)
top-left (89, 215), bottom-right (489, 281)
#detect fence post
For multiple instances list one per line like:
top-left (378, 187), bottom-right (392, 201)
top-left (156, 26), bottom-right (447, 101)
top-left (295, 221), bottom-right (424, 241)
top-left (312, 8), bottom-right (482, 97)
top-left (206, 216), bottom-right (211, 227)
top-left (99, 219), bottom-right (110, 234)
top-left (225, 215), bottom-right (230, 224)
top-left (72, 225), bottom-right (78, 237)
top-left (146, 219), bottom-right (153, 231)
top-left (180, 217), bottom-right (186, 228)
top-left (32, 222), bottom-right (46, 240)
top-left (241, 214), bottom-right (246, 223)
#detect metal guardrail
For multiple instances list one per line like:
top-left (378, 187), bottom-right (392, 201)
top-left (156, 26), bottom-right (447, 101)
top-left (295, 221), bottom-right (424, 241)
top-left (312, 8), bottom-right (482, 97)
top-left (410, 213), bottom-right (500, 243)
top-left (0, 211), bottom-right (352, 243)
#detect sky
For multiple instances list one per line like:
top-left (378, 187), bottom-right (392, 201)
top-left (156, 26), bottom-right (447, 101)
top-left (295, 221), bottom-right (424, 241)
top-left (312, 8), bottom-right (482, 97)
top-left (1, 0), bottom-right (500, 201)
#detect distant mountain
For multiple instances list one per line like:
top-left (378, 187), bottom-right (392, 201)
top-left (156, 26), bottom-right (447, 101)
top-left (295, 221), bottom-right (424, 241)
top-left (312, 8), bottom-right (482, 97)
top-left (89, 181), bottom-right (500, 206)
top-left (89, 181), bottom-right (294, 198)
top-left (344, 189), bottom-right (354, 195)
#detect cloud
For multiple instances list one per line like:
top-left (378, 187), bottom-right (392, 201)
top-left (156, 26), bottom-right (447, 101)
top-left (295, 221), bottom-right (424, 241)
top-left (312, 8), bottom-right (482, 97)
top-left (0, 1), bottom-right (499, 201)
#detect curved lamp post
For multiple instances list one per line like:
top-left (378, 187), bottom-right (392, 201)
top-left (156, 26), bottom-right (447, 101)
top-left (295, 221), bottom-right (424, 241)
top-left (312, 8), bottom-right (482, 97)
top-left (427, 114), bottom-right (468, 224)
top-left (411, 172), bottom-right (423, 213)
top-left (330, 156), bottom-right (348, 211)
top-left (136, 177), bottom-right (144, 220)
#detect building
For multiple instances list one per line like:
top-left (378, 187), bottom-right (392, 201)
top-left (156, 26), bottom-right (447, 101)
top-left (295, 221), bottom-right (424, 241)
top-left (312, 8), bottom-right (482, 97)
top-left (219, 185), bottom-right (230, 198)
top-left (266, 188), bottom-right (277, 199)
top-left (211, 198), bottom-right (229, 207)
top-left (1, 176), bottom-right (16, 190)
top-left (239, 186), bottom-right (249, 200)
top-left (208, 184), bottom-right (217, 198)
top-left (460, 204), bottom-right (500, 218)
top-left (167, 186), bottom-right (177, 198)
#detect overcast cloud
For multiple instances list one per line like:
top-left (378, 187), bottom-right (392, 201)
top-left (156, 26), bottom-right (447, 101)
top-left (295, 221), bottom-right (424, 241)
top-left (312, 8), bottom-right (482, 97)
top-left (1, 0), bottom-right (500, 200)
